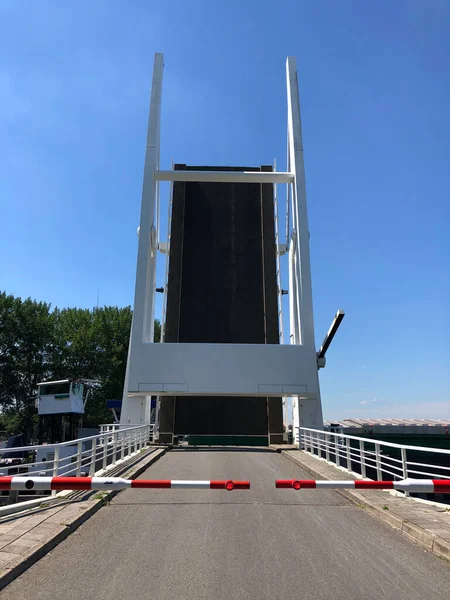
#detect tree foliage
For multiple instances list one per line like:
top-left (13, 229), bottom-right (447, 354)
top-left (0, 292), bottom-right (160, 438)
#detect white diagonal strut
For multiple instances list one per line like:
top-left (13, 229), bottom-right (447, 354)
top-left (121, 53), bottom-right (164, 425)
top-left (286, 57), bottom-right (316, 350)
top-left (286, 56), bottom-right (323, 431)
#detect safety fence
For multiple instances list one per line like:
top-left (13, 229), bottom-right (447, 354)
top-left (298, 427), bottom-right (450, 488)
top-left (0, 424), bottom-right (153, 504)
top-left (99, 423), bottom-right (155, 440)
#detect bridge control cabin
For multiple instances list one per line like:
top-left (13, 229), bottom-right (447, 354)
top-left (34, 379), bottom-right (98, 475)
top-left (37, 380), bottom-right (85, 416)
top-left (36, 379), bottom-right (97, 445)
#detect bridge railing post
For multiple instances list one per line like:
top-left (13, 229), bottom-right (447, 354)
top-left (113, 431), bottom-right (118, 465)
top-left (51, 445), bottom-right (60, 497)
top-left (401, 447), bottom-right (409, 496)
top-left (53, 446), bottom-right (60, 478)
top-left (375, 443), bottom-right (382, 480)
top-left (120, 430), bottom-right (125, 461)
top-left (76, 440), bottom-right (83, 476)
top-left (335, 435), bottom-right (340, 467)
top-left (102, 434), bottom-right (108, 471)
top-left (90, 438), bottom-right (97, 476)
top-left (359, 440), bottom-right (366, 479)
top-left (325, 433), bottom-right (330, 462)
top-left (401, 447), bottom-right (408, 479)
top-left (346, 437), bottom-right (352, 473)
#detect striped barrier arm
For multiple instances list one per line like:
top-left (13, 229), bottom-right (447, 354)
top-left (0, 477), bottom-right (250, 492)
top-left (275, 479), bottom-right (450, 493)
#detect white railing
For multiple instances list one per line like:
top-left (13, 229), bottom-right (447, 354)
top-left (99, 423), bottom-right (155, 442)
top-left (299, 427), bottom-right (450, 489)
top-left (0, 424), bottom-right (153, 487)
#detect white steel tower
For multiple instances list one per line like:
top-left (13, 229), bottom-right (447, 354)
top-left (120, 54), bottom-right (344, 444)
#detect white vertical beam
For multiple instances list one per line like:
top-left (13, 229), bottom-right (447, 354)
top-left (120, 52), bottom-right (164, 426)
top-left (120, 323), bottom-right (133, 424)
top-left (286, 57), bottom-right (323, 434)
top-left (285, 137), bottom-right (291, 248)
top-left (286, 57), bottom-right (316, 350)
top-left (161, 159), bottom-right (174, 342)
top-left (288, 232), bottom-right (300, 345)
top-left (273, 158), bottom-right (284, 344)
top-left (131, 52), bottom-right (164, 345)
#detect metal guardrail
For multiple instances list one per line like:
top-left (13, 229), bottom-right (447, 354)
top-left (298, 427), bottom-right (450, 488)
top-left (99, 423), bottom-right (155, 438)
top-left (0, 425), bottom-right (153, 504)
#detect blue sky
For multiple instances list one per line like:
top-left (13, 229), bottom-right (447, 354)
top-left (1, 1), bottom-right (449, 420)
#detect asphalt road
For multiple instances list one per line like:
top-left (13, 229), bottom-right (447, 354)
top-left (3, 449), bottom-right (450, 600)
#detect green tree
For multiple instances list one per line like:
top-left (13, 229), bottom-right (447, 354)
top-left (0, 293), bottom-right (55, 438)
top-left (83, 306), bottom-right (133, 426)
top-left (51, 307), bottom-right (100, 381)
top-left (0, 292), bottom-right (161, 434)
top-left (83, 311), bottom-right (161, 426)
top-left (154, 319), bottom-right (161, 343)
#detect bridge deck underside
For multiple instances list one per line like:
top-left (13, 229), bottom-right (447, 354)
top-left (160, 165), bottom-right (283, 445)
top-left (5, 450), bottom-right (450, 600)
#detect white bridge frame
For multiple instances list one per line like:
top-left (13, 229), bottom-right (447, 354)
top-left (121, 53), bottom-right (342, 432)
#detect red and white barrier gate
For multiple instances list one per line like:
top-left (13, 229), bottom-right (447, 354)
top-left (0, 477), bottom-right (250, 492)
top-left (275, 479), bottom-right (450, 493)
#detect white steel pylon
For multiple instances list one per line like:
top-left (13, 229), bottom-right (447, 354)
top-left (120, 54), bottom-right (344, 443)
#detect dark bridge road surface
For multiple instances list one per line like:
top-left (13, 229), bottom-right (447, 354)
top-left (3, 449), bottom-right (450, 600)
